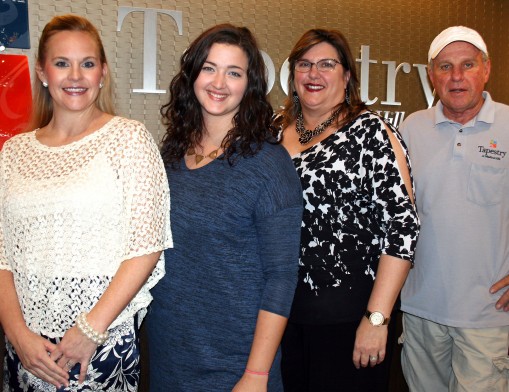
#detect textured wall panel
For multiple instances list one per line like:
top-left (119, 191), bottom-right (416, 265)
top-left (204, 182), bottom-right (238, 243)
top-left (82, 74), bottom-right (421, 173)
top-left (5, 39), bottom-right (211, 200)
top-left (4, 0), bottom-right (508, 141)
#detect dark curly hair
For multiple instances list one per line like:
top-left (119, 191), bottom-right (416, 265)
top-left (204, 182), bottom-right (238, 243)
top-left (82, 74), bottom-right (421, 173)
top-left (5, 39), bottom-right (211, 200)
top-left (160, 24), bottom-right (273, 166)
top-left (275, 28), bottom-right (366, 130)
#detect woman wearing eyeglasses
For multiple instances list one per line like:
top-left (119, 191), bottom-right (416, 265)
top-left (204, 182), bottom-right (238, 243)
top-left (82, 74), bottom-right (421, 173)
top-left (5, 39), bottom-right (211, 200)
top-left (273, 29), bottom-right (420, 391)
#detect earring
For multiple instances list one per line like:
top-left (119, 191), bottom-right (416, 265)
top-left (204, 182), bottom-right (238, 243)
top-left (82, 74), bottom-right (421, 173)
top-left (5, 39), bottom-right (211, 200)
top-left (42, 81), bottom-right (48, 88)
top-left (292, 92), bottom-right (300, 105)
top-left (99, 82), bottom-right (104, 89)
top-left (345, 87), bottom-right (351, 105)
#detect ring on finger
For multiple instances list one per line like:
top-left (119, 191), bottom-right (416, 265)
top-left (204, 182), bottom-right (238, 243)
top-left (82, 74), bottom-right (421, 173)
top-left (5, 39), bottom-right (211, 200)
top-left (66, 361), bottom-right (74, 369)
top-left (369, 355), bottom-right (378, 362)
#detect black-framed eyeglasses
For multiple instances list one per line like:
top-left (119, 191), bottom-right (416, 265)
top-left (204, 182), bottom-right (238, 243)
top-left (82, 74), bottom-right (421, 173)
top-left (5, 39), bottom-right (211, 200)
top-left (295, 59), bottom-right (342, 73)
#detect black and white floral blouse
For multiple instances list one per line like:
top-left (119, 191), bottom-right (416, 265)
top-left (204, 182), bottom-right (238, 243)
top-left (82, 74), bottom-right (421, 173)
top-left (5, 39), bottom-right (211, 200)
top-left (281, 111), bottom-right (420, 324)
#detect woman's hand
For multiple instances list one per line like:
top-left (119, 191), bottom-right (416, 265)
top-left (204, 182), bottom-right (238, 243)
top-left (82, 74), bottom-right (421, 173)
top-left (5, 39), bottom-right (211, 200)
top-left (353, 254), bottom-right (410, 369)
top-left (51, 326), bottom-right (98, 384)
top-left (352, 317), bottom-right (388, 369)
top-left (0, 271), bottom-right (69, 387)
top-left (10, 327), bottom-right (70, 388)
top-left (232, 372), bottom-right (268, 392)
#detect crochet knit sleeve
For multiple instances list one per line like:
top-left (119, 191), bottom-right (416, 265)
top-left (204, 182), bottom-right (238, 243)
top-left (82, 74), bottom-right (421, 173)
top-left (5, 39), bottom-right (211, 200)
top-left (117, 121), bottom-right (172, 261)
top-left (109, 119), bottom-right (172, 327)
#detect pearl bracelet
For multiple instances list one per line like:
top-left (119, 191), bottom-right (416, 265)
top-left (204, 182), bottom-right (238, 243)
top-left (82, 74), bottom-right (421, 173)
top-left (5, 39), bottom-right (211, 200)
top-left (76, 312), bottom-right (109, 345)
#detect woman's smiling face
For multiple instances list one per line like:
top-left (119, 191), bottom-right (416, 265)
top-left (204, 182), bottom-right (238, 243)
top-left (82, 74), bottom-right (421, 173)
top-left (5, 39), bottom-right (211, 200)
top-left (36, 30), bottom-right (106, 115)
top-left (294, 41), bottom-right (350, 113)
top-left (193, 43), bottom-right (249, 126)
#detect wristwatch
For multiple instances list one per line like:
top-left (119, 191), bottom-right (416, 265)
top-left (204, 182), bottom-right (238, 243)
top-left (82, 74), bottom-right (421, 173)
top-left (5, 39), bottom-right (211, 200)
top-left (365, 310), bottom-right (390, 326)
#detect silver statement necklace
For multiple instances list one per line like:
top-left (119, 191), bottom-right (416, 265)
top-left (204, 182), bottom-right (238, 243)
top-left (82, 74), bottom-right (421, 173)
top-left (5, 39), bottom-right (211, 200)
top-left (296, 108), bottom-right (342, 145)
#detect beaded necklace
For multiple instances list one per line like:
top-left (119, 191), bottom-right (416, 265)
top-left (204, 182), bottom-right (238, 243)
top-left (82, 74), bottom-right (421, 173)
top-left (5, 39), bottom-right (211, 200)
top-left (296, 107), bottom-right (342, 145)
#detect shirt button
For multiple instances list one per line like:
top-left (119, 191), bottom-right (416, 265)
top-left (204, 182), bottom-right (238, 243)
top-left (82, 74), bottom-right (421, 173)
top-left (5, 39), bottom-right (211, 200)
top-left (459, 129), bottom-right (463, 133)
top-left (457, 142), bottom-right (462, 147)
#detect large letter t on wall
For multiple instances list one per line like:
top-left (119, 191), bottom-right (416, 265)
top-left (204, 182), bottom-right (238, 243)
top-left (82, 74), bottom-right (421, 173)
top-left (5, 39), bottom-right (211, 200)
top-left (117, 7), bottom-right (183, 94)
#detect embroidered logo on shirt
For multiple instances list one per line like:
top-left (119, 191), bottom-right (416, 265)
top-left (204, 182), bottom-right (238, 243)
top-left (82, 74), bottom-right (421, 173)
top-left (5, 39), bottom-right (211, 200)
top-left (478, 141), bottom-right (506, 160)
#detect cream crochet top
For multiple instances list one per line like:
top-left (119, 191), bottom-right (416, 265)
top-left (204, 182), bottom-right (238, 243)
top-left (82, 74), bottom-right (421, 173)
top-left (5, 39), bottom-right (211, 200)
top-left (0, 116), bottom-right (172, 338)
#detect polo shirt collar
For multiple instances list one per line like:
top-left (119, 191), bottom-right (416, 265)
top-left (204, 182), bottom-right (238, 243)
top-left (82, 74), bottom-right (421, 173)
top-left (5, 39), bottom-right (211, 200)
top-left (434, 91), bottom-right (495, 127)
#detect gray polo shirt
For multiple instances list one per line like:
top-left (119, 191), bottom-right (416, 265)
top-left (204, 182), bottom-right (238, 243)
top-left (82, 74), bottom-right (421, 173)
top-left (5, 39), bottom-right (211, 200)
top-left (400, 92), bottom-right (509, 328)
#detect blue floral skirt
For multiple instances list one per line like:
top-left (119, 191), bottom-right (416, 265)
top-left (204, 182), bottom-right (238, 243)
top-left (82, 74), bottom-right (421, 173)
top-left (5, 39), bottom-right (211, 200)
top-left (3, 319), bottom-right (140, 392)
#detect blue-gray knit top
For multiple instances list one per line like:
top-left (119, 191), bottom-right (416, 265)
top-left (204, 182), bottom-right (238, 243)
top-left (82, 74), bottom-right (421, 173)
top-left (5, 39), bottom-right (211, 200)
top-left (147, 142), bottom-right (303, 391)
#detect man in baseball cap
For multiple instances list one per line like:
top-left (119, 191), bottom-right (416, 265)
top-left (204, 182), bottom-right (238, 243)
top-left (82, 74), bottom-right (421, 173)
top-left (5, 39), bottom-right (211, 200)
top-left (399, 26), bottom-right (509, 392)
top-left (428, 25), bottom-right (488, 62)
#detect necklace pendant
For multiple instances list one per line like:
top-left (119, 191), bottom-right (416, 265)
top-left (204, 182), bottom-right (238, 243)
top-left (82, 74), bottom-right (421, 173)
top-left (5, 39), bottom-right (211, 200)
top-left (208, 149), bottom-right (219, 159)
top-left (299, 134), bottom-right (312, 144)
top-left (187, 146), bottom-right (221, 165)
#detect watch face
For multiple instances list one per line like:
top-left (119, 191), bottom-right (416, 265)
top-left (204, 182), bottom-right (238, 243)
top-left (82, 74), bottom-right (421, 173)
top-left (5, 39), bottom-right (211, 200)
top-left (369, 312), bottom-right (385, 326)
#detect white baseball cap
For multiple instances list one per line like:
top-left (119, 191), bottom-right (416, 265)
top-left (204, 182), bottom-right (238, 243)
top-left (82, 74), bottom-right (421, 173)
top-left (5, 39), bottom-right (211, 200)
top-left (428, 26), bottom-right (488, 62)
